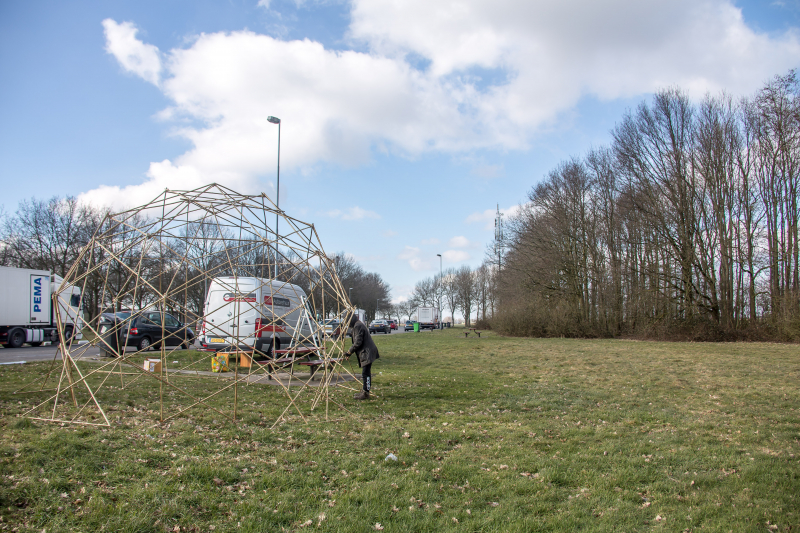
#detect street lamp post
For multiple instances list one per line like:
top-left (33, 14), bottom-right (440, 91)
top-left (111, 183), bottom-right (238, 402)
top-left (267, 116), bottom-right (281, 251)
top-left (349, 287), bottom-right (353, 304)
top-left (436, 254), bottom-right (442, 329)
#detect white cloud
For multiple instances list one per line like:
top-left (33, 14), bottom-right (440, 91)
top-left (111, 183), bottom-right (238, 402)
top-left (102, 19), bottom-right (161, 86)
top-left (391, 285), bottom-right (414, 303)
top-left (326, 206), bottom-right (381, 220)
top-left (420, 238), bottom-right (440, 245)
top-left (350, 0), bottom-right (800, 104)
top-left (86, 5), bottom-right (800, 207)
top-left (443, 250), bottom-right (471, 262)
top-left (448, 235), bottom-right (472, 248)
top-left (465, 204), bottom-right (523, 230)
top-left (383, 229), bottom-right (398, 238)
top-left (398, 246), bottom-right (420, 260)
top-left (397, 245), bottom-right (431, 271)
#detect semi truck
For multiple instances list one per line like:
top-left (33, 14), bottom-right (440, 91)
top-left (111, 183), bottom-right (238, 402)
top-left (416, 306), bottom-right (440, 330)
top-left (0, 266), bottom-right (84, 348)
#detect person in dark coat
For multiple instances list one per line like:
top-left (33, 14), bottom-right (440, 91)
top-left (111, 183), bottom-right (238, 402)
top-left (344, 314), bottom-right (379, 400)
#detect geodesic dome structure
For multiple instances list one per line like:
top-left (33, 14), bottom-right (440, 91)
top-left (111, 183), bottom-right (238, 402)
top-left (24, 184), bottom-right (359, 427)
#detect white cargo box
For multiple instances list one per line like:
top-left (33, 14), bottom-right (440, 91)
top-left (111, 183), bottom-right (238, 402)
top-left (0, 266), bottom-right (52, 326)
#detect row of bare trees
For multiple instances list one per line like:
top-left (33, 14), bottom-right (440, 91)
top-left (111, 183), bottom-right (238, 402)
top-left (398, 262), bottom-right (496, 326)
top-left (0, 197), bottom-right (390, 324)
top-left (494, 71), bottom-right (800, 340)
top-left (327, 252), bottom-right (391, 323)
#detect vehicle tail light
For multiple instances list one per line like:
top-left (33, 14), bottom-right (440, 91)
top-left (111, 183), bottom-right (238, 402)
top-left (201, 321), bottom-right (206, 335)
top-left (129, 327), bottom-right (138, 335)
top-left (255, 318), bottom-right (283, 335)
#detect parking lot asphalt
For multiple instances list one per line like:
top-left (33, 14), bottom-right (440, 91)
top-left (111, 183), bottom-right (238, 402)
top-left (0, 342), bottom-right (109, 364)
top-left (0, 326), bottom-right (433, 365)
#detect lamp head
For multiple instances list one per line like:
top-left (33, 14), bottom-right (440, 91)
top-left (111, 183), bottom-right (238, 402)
top-left (267, 116), bottom-right (281, 124)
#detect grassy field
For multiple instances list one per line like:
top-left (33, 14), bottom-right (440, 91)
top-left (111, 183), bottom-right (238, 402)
top-left (1, 328), bottom-right (799, 532)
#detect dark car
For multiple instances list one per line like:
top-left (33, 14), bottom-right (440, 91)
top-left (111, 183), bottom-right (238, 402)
top-left (368, 320), bottom-right (391, 334)
top-left (99, 311), bottom-right (195, 354)
top-left (404, 320), bottom-right (414, 331)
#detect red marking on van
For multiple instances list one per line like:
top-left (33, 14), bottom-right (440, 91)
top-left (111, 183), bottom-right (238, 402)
top-left (255, 318), bottom-right (286, 336)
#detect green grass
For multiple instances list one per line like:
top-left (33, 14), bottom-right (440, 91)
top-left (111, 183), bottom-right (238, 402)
top-left (1, 329), bottom-right (799, 532)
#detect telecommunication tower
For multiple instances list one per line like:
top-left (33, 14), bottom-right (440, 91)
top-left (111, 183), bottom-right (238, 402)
top-left (494, 204), bottom-right (504, 266)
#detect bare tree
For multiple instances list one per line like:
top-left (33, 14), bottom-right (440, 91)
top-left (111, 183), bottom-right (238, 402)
top-left (442, 267), bottom-right (459, 325)
top-left (410, 277), bottom-right (437, 307)
top-left (454, 265), bottom-right (477, 327)
top-left (1, 196), bottom-right (102, 276)
top-left (396, 298), bottom-right (417, 322)
top-left (492, 71), bottom-right (800, 340)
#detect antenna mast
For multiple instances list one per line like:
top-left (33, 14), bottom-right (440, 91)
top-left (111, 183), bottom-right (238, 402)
top-left (494, 204), bottom-right (504, 267)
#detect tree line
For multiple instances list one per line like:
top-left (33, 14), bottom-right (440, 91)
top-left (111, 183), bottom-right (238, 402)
top-left (0, 197), bottom-right (390, 324)
top-left (493, 70), bottom-right (800, 341)
top-left (396, 262), bottom-right (496, 327)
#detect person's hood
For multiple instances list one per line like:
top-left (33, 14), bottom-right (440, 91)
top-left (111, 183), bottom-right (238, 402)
top-left (348, 315), bottom-right (359, 328)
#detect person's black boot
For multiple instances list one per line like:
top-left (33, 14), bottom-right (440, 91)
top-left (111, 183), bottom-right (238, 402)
top-left (353, 390), bottom-right (370, 400)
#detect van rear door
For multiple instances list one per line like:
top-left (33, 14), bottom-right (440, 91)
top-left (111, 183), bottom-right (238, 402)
top-left (225, 280), bottom-right (257, 347)
top-left (205, 288), bottom-right (234, 342)
top-left (237, 289), bottom-right (258, 348)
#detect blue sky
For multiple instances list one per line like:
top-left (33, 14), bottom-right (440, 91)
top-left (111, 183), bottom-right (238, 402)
top-left (1, 0), bottom-right (798, 302)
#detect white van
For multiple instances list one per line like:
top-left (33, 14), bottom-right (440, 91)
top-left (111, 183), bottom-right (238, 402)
top-left (199, 276), bottom-right (317, 355)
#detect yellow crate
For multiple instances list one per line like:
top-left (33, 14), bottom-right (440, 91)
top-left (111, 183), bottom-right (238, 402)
top-left (211, 353), bottom-right (230, 373)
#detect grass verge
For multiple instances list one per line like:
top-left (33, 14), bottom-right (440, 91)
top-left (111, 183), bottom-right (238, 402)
top-left (1, 329), bottom-right (799, 532)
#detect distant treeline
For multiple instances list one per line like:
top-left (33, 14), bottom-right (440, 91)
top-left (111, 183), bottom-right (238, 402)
top-left (0, 197), bottom-right (390, 323)
top-left (402, 263), bottom-right (496, 327)
top-left (493, 70), bottom-right (800, 341)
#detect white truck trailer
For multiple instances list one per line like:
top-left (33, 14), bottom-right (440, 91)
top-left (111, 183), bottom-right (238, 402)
top-left (416, 306), bottom-right (440, 330)
top-left (0, 266), bottom-right (84, 348)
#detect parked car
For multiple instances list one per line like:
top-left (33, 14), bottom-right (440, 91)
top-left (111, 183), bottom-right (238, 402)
top-left (99, 311), bottom-right (195, 354)
top-left (404, 321), bottom-right (414, 331)
top-left (368, 319), bottom-right (391, 334)
top-left (387, 319), bottom-right (398, 330)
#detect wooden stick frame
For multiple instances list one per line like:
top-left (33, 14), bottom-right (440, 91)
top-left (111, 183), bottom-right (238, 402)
top-left (24, 184), bottom-right (362, 428)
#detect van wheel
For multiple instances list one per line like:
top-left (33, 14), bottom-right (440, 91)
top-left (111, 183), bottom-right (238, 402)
top-left (137, 337), bottom-right (151, 351)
